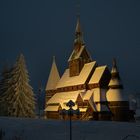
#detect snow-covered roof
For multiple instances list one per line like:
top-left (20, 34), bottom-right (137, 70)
top-left (47, 91), bottom-right (83, 105)
top-left (68, 45), bottom-right (85, 61)
top-left (89, 65), bottom-right (107, 85)
top-left (46, 57), bottom-right (60, 91)
top-left (45, 91), bottom-right (84, 111)
top-left (108, 78), bottom-right (122, 87)
top-left (56, 61), bottom-right (96, 88)
top-left (45, 105), bottom-right (59, 112)
top-left (106, 89), bottom-right (127, 101)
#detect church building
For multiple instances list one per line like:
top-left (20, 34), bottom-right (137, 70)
top-left (44, 18), bottom-right (134, 121)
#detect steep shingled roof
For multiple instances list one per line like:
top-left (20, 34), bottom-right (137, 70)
top-left (89, 65), bottom-right (107, 85)
top-left (46, 56), bottom-right (60, 91)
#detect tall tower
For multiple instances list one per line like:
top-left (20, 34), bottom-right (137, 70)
top-left (106, 59), bottom-right (130, 121)
top-left (68, 17), bottom-right (92, 77)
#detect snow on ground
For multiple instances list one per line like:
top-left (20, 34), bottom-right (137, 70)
top-left (0, 117), bottom-right (140, 140)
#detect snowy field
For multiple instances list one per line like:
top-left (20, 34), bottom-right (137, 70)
top-left (0, 117), bottom-right (140, 140)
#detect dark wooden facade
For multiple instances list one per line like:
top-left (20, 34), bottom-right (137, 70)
top-left (108, 101), bottom-right (130, 121)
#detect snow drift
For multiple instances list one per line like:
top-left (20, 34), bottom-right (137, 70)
top-left (0, 117), bottom-right (140, 140)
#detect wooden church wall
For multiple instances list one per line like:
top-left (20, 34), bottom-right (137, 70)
top-left (108, 101), bottom-right (130, 121)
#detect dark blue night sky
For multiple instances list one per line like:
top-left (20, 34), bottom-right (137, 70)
top-left (0, 0), bottom-right (140, 95)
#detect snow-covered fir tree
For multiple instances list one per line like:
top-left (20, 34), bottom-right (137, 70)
top-left (0, 65), bottom-right (12, 116)
top-left (0, 54), bottom-right (36, 117)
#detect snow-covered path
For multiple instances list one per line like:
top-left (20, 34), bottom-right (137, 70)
top-left (0, 117), bottom-right (140, 140)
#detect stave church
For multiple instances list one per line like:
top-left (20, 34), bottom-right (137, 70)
top-left (44, 17), bottom-right (134, 121)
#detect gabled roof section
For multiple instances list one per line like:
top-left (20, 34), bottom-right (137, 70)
top-left (47, 91), bottom-right (82, 105)
top-left (44, 105), bottom-right (60, 112)
top-left (89, 65), bottom-right (107, 85)
top-left (56, 61), bottom-right (96, 89)
top-left (68, 45), bottom-right (84, 61)
top-left (46, 56), bottom-right (60, 91)
top-left (68, 45), bottom-right (92, 61)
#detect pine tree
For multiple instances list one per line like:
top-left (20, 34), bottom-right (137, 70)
top-left (0, 65), bottom-right (12, 116)
top-left (0, 54), bottom-right (36, 117)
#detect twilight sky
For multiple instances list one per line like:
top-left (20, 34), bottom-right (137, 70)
top-left (0, 0), bottom-right (140, 95)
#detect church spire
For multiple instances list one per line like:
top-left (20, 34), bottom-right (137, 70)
top-left (74, 16), bottom-right (84, 45)
top-left (74, 0), bottom-right (84, 45)
top-left (75, 16), bottom-right (81, 34)
top-left (45, 56), bottom-right (60, 91)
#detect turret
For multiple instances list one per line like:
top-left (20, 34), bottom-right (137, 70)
top-left (107, 58), bottom-right (125, 102)
top-left (106, 59), bottom-right (130, 121)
